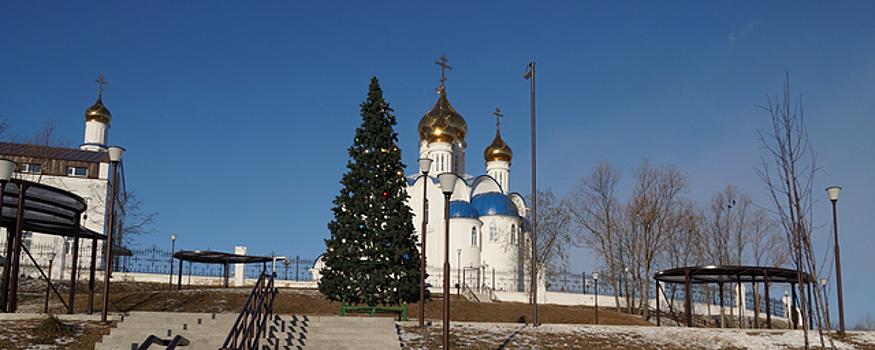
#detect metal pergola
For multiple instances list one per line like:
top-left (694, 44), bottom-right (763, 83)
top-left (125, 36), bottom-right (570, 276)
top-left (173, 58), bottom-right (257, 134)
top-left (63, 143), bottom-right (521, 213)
top-left (653, 265), bottom-right (813, 329)
top-left (172, 250), bottom-right (277, 289)
top-left (1, 178), bottom-right (106, 314)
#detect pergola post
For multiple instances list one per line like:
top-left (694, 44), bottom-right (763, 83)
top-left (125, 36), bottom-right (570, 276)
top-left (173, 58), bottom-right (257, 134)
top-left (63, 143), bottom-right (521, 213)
top-left (684, 268), bottom-right (692, 327)
top-left (764, 271), bottom-right (771, 329)
top-left (719, 282), bottom-right (725, 328)
top-left (68, 216), bottom-right (81, 314)
top-left (9, 184), bottom-right (27, 312)
top-left (177, 257), bottom-right (183, 290)
top-left (791, 283), bottom-right (798, 329)
top-left (655, 278), bottom-right (661, 326)
top-left (88, 236), bottom-right (98, 314)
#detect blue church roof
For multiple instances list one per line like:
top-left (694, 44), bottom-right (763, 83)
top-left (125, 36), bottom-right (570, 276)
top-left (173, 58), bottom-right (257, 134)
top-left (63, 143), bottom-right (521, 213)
top-left (471, 192), bottom-right (519, 217)
top-left (449, 201), bottom-right (479, 219)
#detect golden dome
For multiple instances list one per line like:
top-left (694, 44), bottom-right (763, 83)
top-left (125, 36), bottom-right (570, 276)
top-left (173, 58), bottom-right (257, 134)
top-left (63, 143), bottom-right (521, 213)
top-left (484, 129), bottom-right (513, 162)
top-left (418, 87), bottom-right (467, 142)
top-left (424, 114), bottom-right (457, 143)
top-left (85, 95), bottom-right (112, 124)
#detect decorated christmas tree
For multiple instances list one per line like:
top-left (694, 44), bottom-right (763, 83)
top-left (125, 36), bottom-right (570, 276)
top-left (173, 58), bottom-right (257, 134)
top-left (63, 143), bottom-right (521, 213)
top-left (319, 77), bottom-right (425, 306)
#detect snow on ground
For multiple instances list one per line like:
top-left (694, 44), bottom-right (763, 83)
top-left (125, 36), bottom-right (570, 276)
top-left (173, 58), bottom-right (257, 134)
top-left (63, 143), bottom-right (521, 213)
top-left (400, 322), bottom-right (875, 349)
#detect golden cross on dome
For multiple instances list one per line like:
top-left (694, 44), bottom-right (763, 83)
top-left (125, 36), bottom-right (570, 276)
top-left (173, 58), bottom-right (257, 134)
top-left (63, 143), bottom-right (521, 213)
top-left (435, 55), bottom-right (452, 88)
top-left (94, 76), bottom-right (108, 95)
top-left (493, 107), bottom-right (503, 130)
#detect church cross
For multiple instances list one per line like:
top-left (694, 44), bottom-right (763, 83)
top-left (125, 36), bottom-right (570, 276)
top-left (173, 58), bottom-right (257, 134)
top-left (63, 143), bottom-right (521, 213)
top-left (435, 55), bottom-right (452, 87)
top-left (94, 76), bottom-right (108, 94)
top-left (493, 107), bottom-right (503, 130)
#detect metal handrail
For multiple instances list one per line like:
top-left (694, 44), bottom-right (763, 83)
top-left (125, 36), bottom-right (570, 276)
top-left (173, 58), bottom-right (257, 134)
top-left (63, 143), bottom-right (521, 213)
top-left (461, 283), bottom-right (478, 302)
top-left (136, 335), bottom-right (190, 350)
top-left (220, 272), bottom-right (277, 350)
top-left (481, 284), bottom-right (501, 302)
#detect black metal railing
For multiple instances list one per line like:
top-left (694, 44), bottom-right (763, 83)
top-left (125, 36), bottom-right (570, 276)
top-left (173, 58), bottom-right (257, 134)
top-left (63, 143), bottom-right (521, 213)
top-left (221, 272), bottom-right (276, 350)
top-left (136, 335), bottom-right (190, 350)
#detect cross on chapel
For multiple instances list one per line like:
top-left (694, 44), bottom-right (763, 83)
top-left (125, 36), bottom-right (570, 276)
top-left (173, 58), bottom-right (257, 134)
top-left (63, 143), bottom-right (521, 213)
top-left (493, 107), bottom-right (503, 130)
top-left (435, 55), bottom-right (452, 88)
top-left (94, 76), bottom-right (108, 95)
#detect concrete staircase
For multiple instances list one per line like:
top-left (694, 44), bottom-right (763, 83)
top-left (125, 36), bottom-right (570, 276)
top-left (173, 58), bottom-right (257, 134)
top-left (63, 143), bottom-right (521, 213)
top-left (95, 311), bottom-right (238, 350)
top-left (261, 315), bottom-right (401, 350)
top-left (95, 312), bottom-right (401, 350)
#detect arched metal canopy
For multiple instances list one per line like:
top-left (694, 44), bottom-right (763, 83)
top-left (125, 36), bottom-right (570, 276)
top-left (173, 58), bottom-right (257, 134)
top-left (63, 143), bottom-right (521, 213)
top-left (654, 265), bottom-right (813, 285)
top-left (172, 250), bottom-right (275, 264)
top-left (1, 179), bottom-right (104, 239)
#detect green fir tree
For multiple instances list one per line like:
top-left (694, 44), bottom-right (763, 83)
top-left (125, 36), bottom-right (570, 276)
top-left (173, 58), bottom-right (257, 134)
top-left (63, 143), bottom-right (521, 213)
top-left (319, 77), bottom-right (426, 306)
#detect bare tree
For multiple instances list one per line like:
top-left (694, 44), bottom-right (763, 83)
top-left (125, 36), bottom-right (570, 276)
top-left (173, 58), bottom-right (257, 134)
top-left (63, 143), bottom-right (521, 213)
top-left (519, 188), bottom-right (573, 294)
top-left (756, 72), bottom-right (826, 348)
top-left (625, 159), bottom-right (690, 320)
top-left (568, 161), bottom-right (624, 311)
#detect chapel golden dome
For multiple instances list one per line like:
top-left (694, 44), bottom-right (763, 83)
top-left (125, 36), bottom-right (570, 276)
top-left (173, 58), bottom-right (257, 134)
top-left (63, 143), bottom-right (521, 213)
top-left (85, 95), bottom-right (112, 124)
top-left (418, 87), bottom-right (467, 142)
top-left (424, 113), bottom-right (457, 143)
top-left (484, 129), bottom-right (513, 162)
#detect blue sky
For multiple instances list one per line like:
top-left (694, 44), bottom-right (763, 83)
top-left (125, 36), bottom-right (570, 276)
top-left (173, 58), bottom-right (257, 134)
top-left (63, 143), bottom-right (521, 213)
top-left (2, 1), bottom-right (873, 325)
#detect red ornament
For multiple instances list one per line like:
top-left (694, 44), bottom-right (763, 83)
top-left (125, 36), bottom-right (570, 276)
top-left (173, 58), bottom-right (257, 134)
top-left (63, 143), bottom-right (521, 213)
top-left (382, 191), bottom-right (390, 197)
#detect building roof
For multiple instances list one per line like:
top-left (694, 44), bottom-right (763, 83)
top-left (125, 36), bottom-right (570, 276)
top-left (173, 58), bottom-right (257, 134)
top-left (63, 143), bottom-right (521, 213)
top-left (0, 142), bottom-right (107, 163)
top-left (449, 200), bottom-right (479, 219)
top-left (472, 192), bottom-right (519, 217)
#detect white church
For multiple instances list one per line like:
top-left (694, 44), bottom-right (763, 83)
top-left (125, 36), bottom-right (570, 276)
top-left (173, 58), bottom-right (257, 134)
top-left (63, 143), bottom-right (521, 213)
top-left (405, 69), bottom-right (530, 293)
top-left (0, 81), bottom-right (119, 279)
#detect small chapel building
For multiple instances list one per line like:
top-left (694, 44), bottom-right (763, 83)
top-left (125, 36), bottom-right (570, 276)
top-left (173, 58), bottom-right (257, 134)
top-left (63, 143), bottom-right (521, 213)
top-left (405, 64), bottom-right (530, 293)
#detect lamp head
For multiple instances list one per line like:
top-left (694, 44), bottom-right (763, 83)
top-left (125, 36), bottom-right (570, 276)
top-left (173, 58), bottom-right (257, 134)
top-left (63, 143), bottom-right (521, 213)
top-left (826, 186), bottom-right (841, 201)
top-left (820, 278), bottom-right (828, 287)
top-left (108, 146), bottom-right (125, 163)
top-left (438, 172), bottom-right (458, 195)
top-left (418, 157), bottom-right (433, 175)
top-left (48, 252), bottom-right (56, 261)
top-left (171, 234), bottom-right (177, 241)
top-left (592, 272), bottom-right (599, 280)
top-left (0, 158), bottom-right (17, 181)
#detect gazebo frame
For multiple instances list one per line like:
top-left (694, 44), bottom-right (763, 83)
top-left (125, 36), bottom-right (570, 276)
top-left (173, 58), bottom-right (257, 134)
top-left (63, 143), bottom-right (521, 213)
top-left (171, 250), bottom-right (277, 289)
top-left (1, 178), bottom-right (106, 314)
top-left (653, 265), bottom-right (813, 329)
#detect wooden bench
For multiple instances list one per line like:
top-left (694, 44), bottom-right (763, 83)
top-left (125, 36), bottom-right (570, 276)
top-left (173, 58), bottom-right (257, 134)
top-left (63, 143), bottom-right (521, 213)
top-left (340, 303), bottom-right (408, 321)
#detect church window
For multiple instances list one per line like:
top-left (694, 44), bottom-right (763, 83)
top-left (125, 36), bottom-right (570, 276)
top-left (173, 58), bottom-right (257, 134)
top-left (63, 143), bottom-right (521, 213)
top-left (490, 222), bottom-right (497, 242)
top-left (471, 227), bottom-right (478, 246)
top-left (425, 199), bottom-right (429, 224)
top-left (510, 224), bottom-right (516, 244)
top-left (66, 166), bottom-right (88, 177)
top-left (19, 163), bottom-right (41, 174)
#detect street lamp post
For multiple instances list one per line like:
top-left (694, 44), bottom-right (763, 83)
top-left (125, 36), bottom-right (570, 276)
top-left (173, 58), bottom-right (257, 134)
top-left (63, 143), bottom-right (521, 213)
top-left (820, 278), bottom-right (831, 333)
top-left (438, 172), bottom-right (457, 349)
top-left (418, 157), bottom-right (432, 328)
top-left (101, 146), bottom-right (124, 323)
top-left (44, 252), bottom-right (56, 313)
top-left (826, 186), bottom-right (845, 336)
top-left (593, 272), bottom-right (599, 325)
top-left (169, 234), bottom-right (176, 290)
top-left (524, 61), bottom-right (538, 327)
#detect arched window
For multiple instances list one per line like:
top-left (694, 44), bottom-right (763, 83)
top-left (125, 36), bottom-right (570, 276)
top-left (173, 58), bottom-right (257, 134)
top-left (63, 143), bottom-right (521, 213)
top-left (490, 222), bottom-right (498, 242)
top-left (471, 227), bottom-right (478, 246)
top-left (424, 199), bottom-right (429, 224)
top-left (510, 224), bottom-right (516, 244)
